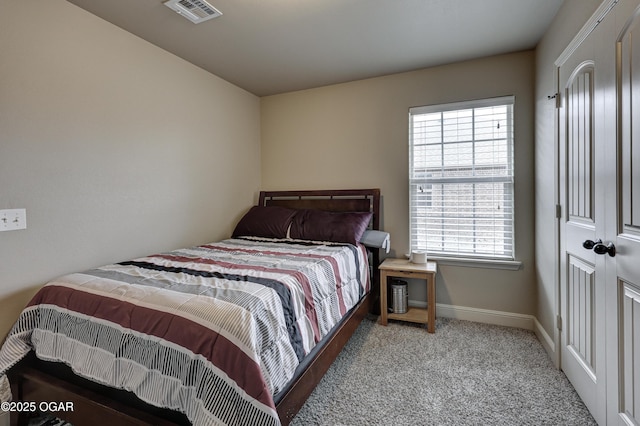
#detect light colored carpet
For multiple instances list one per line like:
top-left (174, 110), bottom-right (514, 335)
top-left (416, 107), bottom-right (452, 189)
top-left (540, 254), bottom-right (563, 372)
top-left (291, 316), bottom-right (596, 426)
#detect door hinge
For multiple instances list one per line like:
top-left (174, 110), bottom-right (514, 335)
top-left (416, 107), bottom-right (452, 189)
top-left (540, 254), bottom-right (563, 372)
top-left (557, 315), bottom-right (562, 331)
top-left (556, 204), bottom-right (562, 219)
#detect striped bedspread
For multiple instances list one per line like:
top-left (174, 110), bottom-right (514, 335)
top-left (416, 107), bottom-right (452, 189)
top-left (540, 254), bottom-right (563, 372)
top-left (0, 237), bottom-right (370, 425)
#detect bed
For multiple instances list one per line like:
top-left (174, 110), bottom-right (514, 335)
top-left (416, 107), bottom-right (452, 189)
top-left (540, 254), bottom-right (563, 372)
top-left (0, 189), bottom-right (381, 426)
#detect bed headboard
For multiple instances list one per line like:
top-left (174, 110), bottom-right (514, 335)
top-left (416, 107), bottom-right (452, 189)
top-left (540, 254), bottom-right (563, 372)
top-left (259, 189), bottom-right (381, 231)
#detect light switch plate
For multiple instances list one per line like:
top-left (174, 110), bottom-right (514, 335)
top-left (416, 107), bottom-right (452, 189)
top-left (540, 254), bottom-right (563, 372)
top-left (0, 208), bottom-right (27, 231)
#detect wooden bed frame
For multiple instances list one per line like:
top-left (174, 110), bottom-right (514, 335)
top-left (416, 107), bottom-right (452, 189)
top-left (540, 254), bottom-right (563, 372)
top-left (7, 188), bottom-right (381, 426)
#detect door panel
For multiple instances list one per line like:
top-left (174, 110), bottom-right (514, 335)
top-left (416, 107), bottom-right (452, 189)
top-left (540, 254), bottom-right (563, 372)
top-left (620, 283), bottom-right (640, 424)
top-left (619, 5), bottom-right (640, 239)
top-left (567, 255), bottom-right (595, 377)
top-left (566, 64), bottom-right (595, 223)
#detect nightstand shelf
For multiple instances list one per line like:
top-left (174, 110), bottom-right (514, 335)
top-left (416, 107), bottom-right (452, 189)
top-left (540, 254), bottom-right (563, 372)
top-left (379, 258), bottom-right (437, 333)
top-left (387, 307), bottom-right (429, 324)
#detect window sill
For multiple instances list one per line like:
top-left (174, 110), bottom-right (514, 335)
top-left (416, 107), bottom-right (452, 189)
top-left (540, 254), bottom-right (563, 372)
top-left (425, 256), bottom-right (522, 271)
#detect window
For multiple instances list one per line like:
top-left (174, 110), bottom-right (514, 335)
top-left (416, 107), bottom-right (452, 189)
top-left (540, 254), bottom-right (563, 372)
top-left (409, 96), bottom-right (515, 261)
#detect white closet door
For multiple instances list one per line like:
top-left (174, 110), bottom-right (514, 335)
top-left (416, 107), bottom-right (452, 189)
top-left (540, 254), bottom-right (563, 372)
top-left (557, 9), bottom-right (614, 424)
top-left (607, 1), bottom-right (640, 423)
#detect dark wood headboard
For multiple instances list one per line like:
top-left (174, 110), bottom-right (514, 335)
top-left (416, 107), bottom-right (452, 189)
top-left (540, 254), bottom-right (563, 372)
top-left (259, 189), bottom-right (381, 231)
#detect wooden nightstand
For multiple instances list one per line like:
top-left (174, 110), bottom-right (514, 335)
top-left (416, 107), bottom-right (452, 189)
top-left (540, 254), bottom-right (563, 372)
top-left (379, 258), bottom-right (437, 333)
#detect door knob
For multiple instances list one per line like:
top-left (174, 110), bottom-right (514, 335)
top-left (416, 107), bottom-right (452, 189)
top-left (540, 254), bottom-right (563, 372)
top-left (583, 239), bottom-right (602, 250)
top-left (593, 242), bottom-right (616, 257)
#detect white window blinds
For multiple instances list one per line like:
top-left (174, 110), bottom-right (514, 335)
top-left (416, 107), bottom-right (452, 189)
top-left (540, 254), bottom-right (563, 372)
top-left (409, 96), bottom-right (515, 260)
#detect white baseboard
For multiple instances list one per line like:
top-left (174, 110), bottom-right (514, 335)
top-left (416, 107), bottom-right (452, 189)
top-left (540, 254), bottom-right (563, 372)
top-left (533, 317), bottom-right (555, 352)
top-left (534, 317), bottom-right (558, 368)
top-left (409, 300), bottom-right (535, 330)
top-left (435, 302), bottom-right (535, 330)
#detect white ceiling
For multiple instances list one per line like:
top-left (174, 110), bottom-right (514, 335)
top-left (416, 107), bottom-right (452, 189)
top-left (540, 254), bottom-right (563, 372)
top-left (66, 0), bottom-right (564, 97)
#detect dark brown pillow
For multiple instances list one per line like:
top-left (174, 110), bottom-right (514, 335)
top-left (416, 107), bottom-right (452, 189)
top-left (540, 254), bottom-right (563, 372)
top-left (290, 209), bottom-right (372, 245)
top-left (232, 205), bottom-right (297, 239)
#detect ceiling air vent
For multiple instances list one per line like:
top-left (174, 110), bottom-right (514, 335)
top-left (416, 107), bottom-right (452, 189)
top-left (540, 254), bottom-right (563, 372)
top-left (164, 0), bottom-right (222, 24)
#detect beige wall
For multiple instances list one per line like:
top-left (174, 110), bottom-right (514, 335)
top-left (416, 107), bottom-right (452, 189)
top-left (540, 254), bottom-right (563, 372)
top-left (0, 0), bottom-right (261, 337)
top-left (534, 0), bottom-right (602, 350)
top-left (261, 51), bottom-right (537, 316)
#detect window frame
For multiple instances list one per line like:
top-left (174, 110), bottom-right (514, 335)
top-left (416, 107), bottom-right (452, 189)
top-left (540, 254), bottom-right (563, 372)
top-left (408, 96), bottom-right (521, 269)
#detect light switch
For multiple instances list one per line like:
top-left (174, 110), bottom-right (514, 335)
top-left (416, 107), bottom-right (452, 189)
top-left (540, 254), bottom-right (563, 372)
top-left (0, 208), bottom-right (27, 231)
